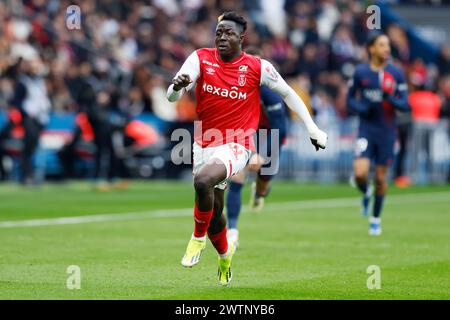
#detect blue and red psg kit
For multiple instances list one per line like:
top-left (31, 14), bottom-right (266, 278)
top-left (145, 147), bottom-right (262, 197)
top-left (347, 63), bottom-right (410, 165)
top-left (256, 86), bottom-right (288, 176)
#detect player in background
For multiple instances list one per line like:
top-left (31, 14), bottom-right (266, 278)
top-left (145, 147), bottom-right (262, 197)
top-left (167, 12), bottom-right (327, 286)
top-left (347, 32), bottom-right (409, 236)
top-left (226, 47), bottom-right (289, 248)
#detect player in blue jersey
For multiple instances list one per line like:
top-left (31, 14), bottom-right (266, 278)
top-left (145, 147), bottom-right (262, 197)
top-left (226, 80), bottom-right (288, 247)
top-left (347, 33), bottom-right (410, 236)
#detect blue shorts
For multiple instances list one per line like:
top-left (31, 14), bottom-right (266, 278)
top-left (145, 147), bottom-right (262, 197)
top-left (254, 128), bottom-right (286, 179)
top-left (354, 134), bottom-right (395, 166)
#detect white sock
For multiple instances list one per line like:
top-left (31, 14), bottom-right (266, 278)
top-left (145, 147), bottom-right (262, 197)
top-left (219, 243), bottom-right (232, 259)
top-left (191, 234), bottom-right (206, 241)
top-left (370, 217), bottom-right (381, 224)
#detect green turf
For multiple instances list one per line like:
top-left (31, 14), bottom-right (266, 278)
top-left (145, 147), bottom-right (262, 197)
top-left (0, 181), bottom-right (449, 299)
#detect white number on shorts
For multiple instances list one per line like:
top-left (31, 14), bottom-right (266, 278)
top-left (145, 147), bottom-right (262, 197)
top-left (355, 138), bottom-right (368, 156)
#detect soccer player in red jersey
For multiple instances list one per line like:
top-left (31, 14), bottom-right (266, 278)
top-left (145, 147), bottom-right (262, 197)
top-left (167, 12), bottom-right (327, 286)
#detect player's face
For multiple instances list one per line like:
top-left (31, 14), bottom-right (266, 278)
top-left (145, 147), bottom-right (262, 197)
top-left (215, 21), bottom-right (243, 58)
top-left (370, 35), bottom-right (391, 62)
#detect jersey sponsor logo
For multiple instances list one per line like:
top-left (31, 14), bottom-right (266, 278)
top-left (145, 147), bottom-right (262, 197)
top-left (202, 60), bottom-right (219, 68)
top-left (363, 89), bottom-right (383, 102)
top-left (202, 83), bottom-right (247, 100)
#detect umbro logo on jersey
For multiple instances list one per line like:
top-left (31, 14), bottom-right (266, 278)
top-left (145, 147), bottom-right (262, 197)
top-left (202, 60), bottom-right (219, 68)
top-left (206, 67), bottom-right (215, 75)
top-left (238, 65), bottom-right (248, 72)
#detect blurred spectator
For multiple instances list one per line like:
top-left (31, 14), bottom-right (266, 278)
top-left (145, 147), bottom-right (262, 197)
top-left (0, 49), bottom-right (51, 185)
top-left (330, 24), bottom-right (358, 73)
top-left (437, 74), bottom-right (450, 183)
top-left (394, 108), bottom-right (412, 188)
top-left (296, 43), bottom-right (322, 84)
top-left (150, 74), bottom-right (178, 121)
top-left (287, 73), bottom-right (313, 120)
top-left (316, 0), bottom-right (340, 42)
top-left (409, 82), bottom-right (442, 184)
top-left (393, 59), bottom-right (430, 187)
top-left (311, 87), bottom-right (338, 129)
top-left (387, 23), bottom-right (411, 65)
top-left (436, 44), bottom-right (450, 76)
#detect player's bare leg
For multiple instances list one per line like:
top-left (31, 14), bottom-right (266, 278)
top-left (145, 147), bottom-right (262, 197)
top-left (370, 165), bottom-right (389, 236)
top-left (353, 158), bottom-right (373, 216)
top-left (247, 154), bottom-right (267, 212)
top-left (181, 161), bottom-right (227, 267)
top-left (354, 158), bottom-right (370, 187)
top-left (250, 175), bottom-right (271, 212)
top-left (255, 176), bottom-right (271, 197)
top-left (194, 162), bottom-right (227, 211)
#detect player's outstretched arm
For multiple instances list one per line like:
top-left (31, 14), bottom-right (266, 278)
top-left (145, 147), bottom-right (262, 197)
top-left (260, 59), bottom-right (327, 151)
top-left (167, 51), bottom-right (200, 102)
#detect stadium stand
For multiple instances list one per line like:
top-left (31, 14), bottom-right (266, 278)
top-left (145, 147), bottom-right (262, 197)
top-left (0, 0), bottom-right (448, 183)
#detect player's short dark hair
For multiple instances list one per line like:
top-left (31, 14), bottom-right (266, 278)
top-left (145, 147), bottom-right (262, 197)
top-left (366, 31), bottom-right (387, 49)
top-left (217, 11), bottom-right (247, 33)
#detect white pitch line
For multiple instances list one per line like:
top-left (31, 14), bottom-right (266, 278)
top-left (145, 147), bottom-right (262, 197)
top-left (0, 209), bottom-right (192, 228)
top-left (0, 191), bottom-right (448, 229)
top-left (263, 191), bottom-right (450, 211)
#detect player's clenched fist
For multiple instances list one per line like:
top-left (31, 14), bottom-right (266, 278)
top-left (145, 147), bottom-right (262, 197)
top-left (172, 74), bottom-right (193, 91)
top-left (309, 128), bottom-right (328, 151)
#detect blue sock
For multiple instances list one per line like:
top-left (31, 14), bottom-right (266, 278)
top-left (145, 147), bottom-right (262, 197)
top-left (226, 181), bottom-right (243, 229)
top-left (373, 195), bottom-right (385, 218)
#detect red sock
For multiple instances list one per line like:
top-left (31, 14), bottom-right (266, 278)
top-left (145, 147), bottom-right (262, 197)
top-left (208, 227), bottom-right (228, 255)
top-left (193, 204), bottom-right (213, 238)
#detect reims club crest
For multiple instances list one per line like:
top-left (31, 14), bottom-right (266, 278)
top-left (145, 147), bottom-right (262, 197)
top-left (238, 74), bottom-right (246, 86)
top-left (238, 65), bottom-right (248, 86)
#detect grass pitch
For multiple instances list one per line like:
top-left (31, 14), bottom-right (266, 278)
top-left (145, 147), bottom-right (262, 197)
top-left (0, 181), bottom-right (449, 299)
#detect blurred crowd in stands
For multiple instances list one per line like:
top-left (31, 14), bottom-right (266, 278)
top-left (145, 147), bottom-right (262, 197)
top-left (1, 0), bottom-right (449, 120)
top-left (0, 0), bottom-right (449, 184)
